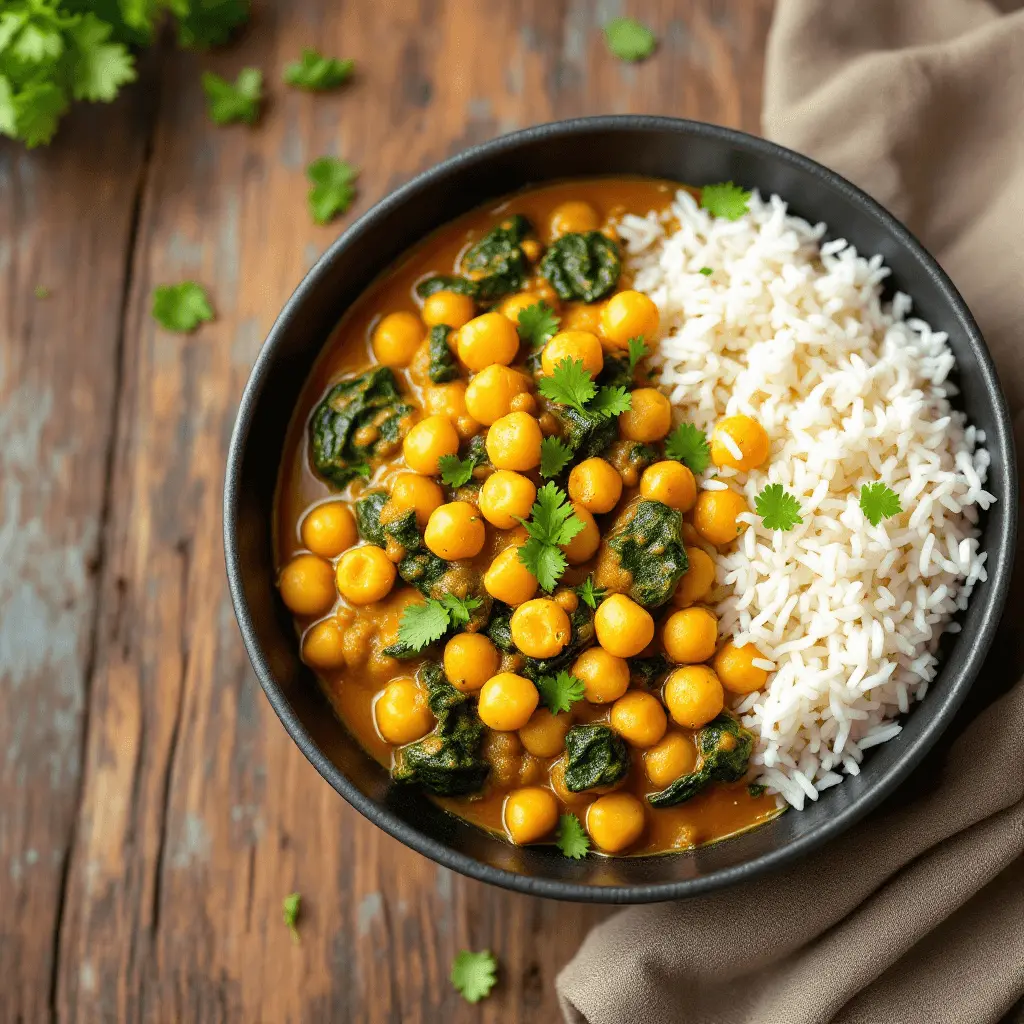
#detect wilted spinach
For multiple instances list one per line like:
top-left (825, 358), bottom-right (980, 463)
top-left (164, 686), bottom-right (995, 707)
top-left (551, 404), bottom-right (619, 465)
top-left (563, 724), bottom-right (630, 792)
top-left (428, 324), bottom-right (458, 384)
top-left (460, 214), bottom-right (532, 301)
top-left (629, 654), bottom-right (670, 689)
top-left (416, 275), bottom-right (479, 299)
top-left (540, 231), bottom-right (621, 302)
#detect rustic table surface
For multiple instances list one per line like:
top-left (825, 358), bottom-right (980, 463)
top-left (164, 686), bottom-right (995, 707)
top-left (1, 1), bottom-right (773, 1020)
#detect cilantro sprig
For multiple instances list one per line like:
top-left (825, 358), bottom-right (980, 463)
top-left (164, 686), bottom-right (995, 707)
top-left (626, 336), bottom-right (648, 374)
top-left (152, 282), bottom-right (214, 332)
top-left (451, 949), bottom-right (498, 1004)
top-left (664, 422), bottom-right (710, 474)
top-left (755, 483), bottom-right (803, 531)
top-left (202, 68), bottom-right (263, 126)
top-left (700, 182), bottom-right (751, 221)
top-left (536, 671), bottom-right (585, 715)
top-left (555, 813), bottom-right (590, 859)
top-left (539, 436), bottom-right (573, 479)
top-left (282, 892), bottom-right (301, 945)
top-left (284, 48), bottom-right (354, 90)
top-left (438, 453), bottom-right (477, 488)
top-left (516, 483), bottom-right (584, 592)
top-left (860, 482), bottom-right (903, 526)
top-left (538, 357), bottom-right (631, 420)
top-left (517, 301), bottom-right (560, 349)
top-left (603, 18), bottom-right (657, 62)
top-left (576, 576), bottom-right (606, 611)
top-left (396, 595), bottom-right (482, 652)
top-left (307, 157), bottom-right (358, 225)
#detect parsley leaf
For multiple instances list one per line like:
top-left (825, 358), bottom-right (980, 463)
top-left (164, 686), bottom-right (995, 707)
top-left (860, 482), bottom-right (903, 527)
top-left (664, 422), bottom-right (710, 474)
top-left (451, 949), bottom-right (498, 1004)
top-left (517, 482), bottom-right (584, 592)
top-left (438, 453), bottom-right (476, 488)
top-left (626, 336), bottom-right (648, 373)
top-left (537, 357), bottom-right (596, 415)
top-left (517, 301), bottom-right (560, 349)
top-left (284, 48), bottom-right (354, 90)
top-left (603, 18), bottom-right (656, 62)
top-left (201, 68), bottom-right (262, 125)
top-left (590, 386), bottom-right (632, 418)
top-left (576, 576), bottom-right (606, 611)
top-left (151, 282), bottom-right (214, 332)
top-left (396, 600), bottom-right (451, 652)
top-left (700, 182), bottom-right (751, 221)
top-left (282, 892), bottom-right (301, 945)
top-left (439, 593), bottom-right (482, 628)
top-left (755, 483), bottom-right (803, 531)
top-left (539, 436), bottom-right (573, 479)
top-left (555, 813), bottom-right (590, 859)
top-left (536, 671), bottom-right (584, 715)
top-left (307, 157), bottom-right (358, 225)
top-left (699, 266), bottom-right (714, 276)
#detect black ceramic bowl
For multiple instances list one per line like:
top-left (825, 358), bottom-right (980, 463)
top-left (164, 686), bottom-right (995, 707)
top-left (224, 116), bottom-right (1016, 903)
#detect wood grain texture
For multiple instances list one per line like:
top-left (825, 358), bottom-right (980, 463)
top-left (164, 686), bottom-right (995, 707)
top-left (3, 1), bottom-right (773, 1021)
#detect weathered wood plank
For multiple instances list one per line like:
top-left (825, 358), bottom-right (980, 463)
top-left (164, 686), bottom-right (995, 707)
top-left (51, 2), bottom-right (773, 1021)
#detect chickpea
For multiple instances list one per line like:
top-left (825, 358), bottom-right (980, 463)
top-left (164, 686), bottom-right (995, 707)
top-left (372, 311), bottom-right (424, 367)
top-left (342, 618), bottom-right (375, 669)
top-left (504, 787), bottom-right (559, 845)
top-left (300, 502), bottom-right (357, 558)
top-left (521, 239), bottom-right (543, 264)
top-left (693, 488), bottom-right (748, 546)
top-left (301, 618), bottom-right (348, 670)
top-left (336, 545), bottom-right (397, 605)
top-left (568, 457), bottom-right (623, 514)
top-left (483, 544), bottom-right (538, 606)
top-left (478, 470), bottom-right (537, 530)
top-left (510, 599), bottom-right (571, 659)
top-left (279, 554), bottom-right (336, 617)
top-left (562, 503), bottom-right (600, 565)
top-left (424, 501), bottom-right (486, 560)
top-left (390, 472), bottom-right (444, 528)
top-left (444, 632), bottom-right (501, 693)
top-left (594, 594), bottom-right (654, 658)
top-left (714, 640), bottom-right (771, 694)
top-left (599, 290), bottom-right (660, 350)
top-left (645, 732), bottom-right (698, 787)
top-left (402, 414), bottom-right (460, 475)
top-left (408, 338), bottom-right (432, 386)
top-left (550, 200), bottom-right (600, 238)
top-left (486, 411), bottom-right (543, 471)
top-left (518, 708), bottom-right (572, 757)
top-left (422, 289), bottom-right (476, 329)
top-left (663, 665), bottom-right (724, 729)
top-left (424, 380), bottom-right (476, 429)
top-left (375, 677), bottom-right (434, 744)
top-left (560, 302), bottom-right (604, 334)
top-left (710, 415), bottom-right (770, 472)
top-left (586, 792), bottom-right (646, 853)
top-left (672, 547), bottom-right (717, 608)
top-left (572, 647), bottom-right (630, 704)
top-left (618, 388), bottom-right (672, 442)
top-left (509, 392), bottom-right (537, 414)
top-left (549, 757), bottom-right (590, 808)
top-left (478, 672), bottom-right (539, 731)
top-left (553, 588), bottom-right (579, 613)
top-left (663, 606), bottom-right (719, 664)
top-left (640, 461), bottom-right (696, 513)
top-left (465, 365), bottom-right (528, 426)
top-left (499, 290), bottom-right (543, 323)
top-left (541, 330), bottom-right (604, 378)
top-left (610, 690), bottom-right (668, 748)
top-left (457, 312), bottom-right (520, 371)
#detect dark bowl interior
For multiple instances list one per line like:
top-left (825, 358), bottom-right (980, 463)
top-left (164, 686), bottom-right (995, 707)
top-left (224, 116), bottom-right (1016, 903)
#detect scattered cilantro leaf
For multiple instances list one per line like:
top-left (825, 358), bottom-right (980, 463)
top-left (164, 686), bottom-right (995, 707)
top-left (34, 285), bottom-right (50, 299)
top-left (603, 17), bottom-right (656, 62)
top-left (282, 892), bottom-right (301, 945)
top-left (700, 182), bottom-right (751, 221)
top-left (201, 68), bottom-right (262, 126)
top-left (69, 14), bottom-right (137, 102)
top-left (755, 483), bottom-right (803, 531)
top-left (517, 482), bottom-right (584, 592)
top-left (307, 157), bottom-right (358, 225)
top-left (439, 593), bottom-right (482, 628)
top-left (539, 436), bottom-right (573, 479)
top-left (626, 336), bottom-right (648, 374)
top-left (860, 482), bottom-right (903, 527)
top-left (590, 385), bottom-right (632, 418)
top-left (517, 301), bottom-right (560, 349)
top-left (451, 950), bottom-right (498, 1004)
top-left (537, 357), bottom-right (596, 416)
top-left (396, 600), bottom-right (451, 652)
top-left (576, 576), bottom-right (606, 611)
top-left (536, 671), bottom-right (585, 715)
top-left (175, 0), bottom-right (250, 48)
top-left (748, 782), bottom-right (768, 798)
top-left (664, 422), bottom-right (710, 474)
top-left (438, 453), bottom-right (476, 488)
top-left (555, 813), bottom-right (590, 859)
top-left (151, 282), bottom-right (214, 332)
top-left (284, 48), bottom-right (354, 90)
top-left (699, 266), bottom-right (714, 276)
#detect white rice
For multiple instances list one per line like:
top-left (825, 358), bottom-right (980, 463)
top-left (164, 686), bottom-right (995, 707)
top-left (618, 189), bottom-right (995, 810)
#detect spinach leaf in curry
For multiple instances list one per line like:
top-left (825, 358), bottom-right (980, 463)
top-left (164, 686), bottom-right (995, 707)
top-left (416, 274), bottom-right (479, 299)
top-left (540, 231), bottom-right (621, 302)
top-left (460, 214), bottom-right (533, 301)
top-left (563, 724), bottom-right (630, 792)
top-left (428, 324), bottom-right (459, 384)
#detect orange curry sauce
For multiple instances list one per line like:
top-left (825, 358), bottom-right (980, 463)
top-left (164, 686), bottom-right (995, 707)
top-left (275, 179), bottom-right (781, 857)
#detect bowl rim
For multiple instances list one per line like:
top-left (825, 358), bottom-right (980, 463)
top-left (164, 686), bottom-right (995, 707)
top-left (224, 114), bottom-right (1017, 904)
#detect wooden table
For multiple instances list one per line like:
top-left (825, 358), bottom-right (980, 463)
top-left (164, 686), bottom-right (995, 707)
top-left (0, 2), bottom-right (773, 1019)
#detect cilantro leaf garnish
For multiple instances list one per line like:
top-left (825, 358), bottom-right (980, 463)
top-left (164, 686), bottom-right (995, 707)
top-left (576, 576), bottom-right (606, 611)
top-left (451, 949), bottom-right (498, 1004)
top-left (537, 357), bottom-right (596, 415)
top-left (555, 813), bottom-right (590, 859)
top-left (307, 157), bottom-right (358, 225)
top-left (539, 436), bottom-right (573, 479)
top-left (201, 68), bottom-right (263, 125)
top-left (755, 483), bottom-right (803, 531)
top-left (536, 671), bottom-right (585, 715)
top-left (69, 15), bottom-right (137, 102)
top-left (603, 18), bottom-right (656, 62)
top-left (439, 593), bottom-right (482, 628)
top-left (438, 453), bottom-right (477, 488)
top-left (664, 422), bottom-right (710, 474)
top-left (151, 282), bottom-right (214, 332)
top-left (517, 482), bottom-right (584, 592)
top-left (396, 595), bottom-right (481, 652)
top-left (626, 336), bottom-right (648, 374)
top-left (284, 48), bottom-right (354, 90)
top-left (860, 482), bottom-right (903, 526)
top-left (699, 267), bottom-right (714, 276)
top-left (700, 182), bottom-right (751, 221)
top-left (589, 386), bottom-right (632, 418)
top-left (282, 892), bottom-right (301, 945)
top-left (517, 301), bottom-right (560, 349)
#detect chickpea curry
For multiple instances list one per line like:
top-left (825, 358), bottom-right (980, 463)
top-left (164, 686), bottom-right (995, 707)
top-left (275, 179), bottom-right (782, 858)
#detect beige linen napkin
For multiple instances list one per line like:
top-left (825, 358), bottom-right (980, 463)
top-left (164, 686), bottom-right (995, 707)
top-left (557, 2), bottom-right (1024, 1021)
